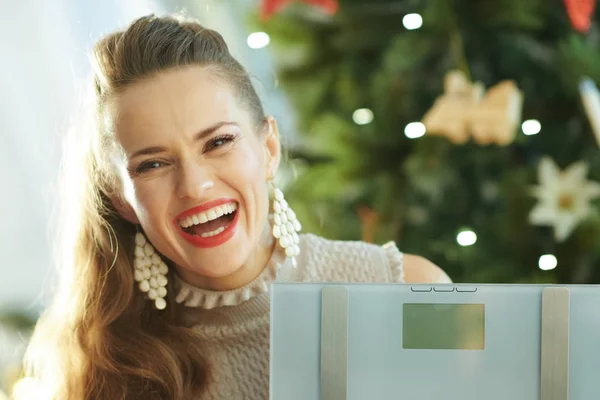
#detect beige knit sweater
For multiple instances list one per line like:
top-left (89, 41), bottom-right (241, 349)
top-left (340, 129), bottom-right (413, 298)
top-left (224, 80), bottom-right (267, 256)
top-left (173, 233), bottom-right (405, 400)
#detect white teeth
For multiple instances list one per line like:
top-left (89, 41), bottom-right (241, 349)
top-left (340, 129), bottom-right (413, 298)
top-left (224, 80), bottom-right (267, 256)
top-left (200, 226), bottom-right (226, 238)
top-left (179, 202), bottom-right (238, 228)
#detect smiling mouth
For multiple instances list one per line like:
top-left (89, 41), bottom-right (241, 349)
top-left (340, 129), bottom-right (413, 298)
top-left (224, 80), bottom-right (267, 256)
top-left (179, 202), bottom-right (238, 238)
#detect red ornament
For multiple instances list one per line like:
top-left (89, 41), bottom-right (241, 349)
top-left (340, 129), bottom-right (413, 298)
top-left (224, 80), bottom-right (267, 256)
top-left (564, 0), bottom-right (596, 33)
top-left (260, 0), bottom-right (339, 21)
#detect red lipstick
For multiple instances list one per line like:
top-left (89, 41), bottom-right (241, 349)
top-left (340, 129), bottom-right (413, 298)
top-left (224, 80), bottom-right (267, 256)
top-left (174, 198), bottom-right (239, 248)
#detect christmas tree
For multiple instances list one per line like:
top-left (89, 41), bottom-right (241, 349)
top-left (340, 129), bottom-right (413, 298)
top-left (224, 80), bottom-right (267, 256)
top-left (254, 0), bottom-right (600, 284)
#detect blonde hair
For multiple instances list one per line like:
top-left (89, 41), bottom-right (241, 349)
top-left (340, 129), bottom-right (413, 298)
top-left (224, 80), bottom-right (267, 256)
top-left (19, 14), bottom-right (265, 399)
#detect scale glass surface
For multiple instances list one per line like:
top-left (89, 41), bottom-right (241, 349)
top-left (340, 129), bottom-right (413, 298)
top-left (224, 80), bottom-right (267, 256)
top-left (269, 283), bottom-right (600, 400)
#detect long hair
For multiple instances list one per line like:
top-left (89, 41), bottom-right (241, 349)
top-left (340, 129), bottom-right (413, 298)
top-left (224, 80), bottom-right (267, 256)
top-left (19, 15), bottom-right (265, 399)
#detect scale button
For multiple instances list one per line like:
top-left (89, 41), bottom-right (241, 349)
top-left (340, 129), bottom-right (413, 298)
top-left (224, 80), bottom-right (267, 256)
top-left (433, 286), bottom-right (455, 292)
top-left (411, 287), bottom-right (432, 292)
top-left (456, 287), bottom-right (477, 292)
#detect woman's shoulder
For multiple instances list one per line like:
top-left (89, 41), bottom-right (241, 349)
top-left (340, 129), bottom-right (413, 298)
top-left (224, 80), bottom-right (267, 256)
top-left (297, 233), bottom-right (405, 283)
top-left (297, 233), bottom-right (452, 284)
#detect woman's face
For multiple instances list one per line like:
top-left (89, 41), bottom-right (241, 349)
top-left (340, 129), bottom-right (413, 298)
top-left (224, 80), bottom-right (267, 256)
top-left (107, 66), bottom-right (280, 285)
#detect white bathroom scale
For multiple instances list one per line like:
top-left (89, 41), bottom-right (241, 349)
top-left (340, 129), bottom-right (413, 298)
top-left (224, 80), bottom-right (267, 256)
top-left (269, 283), bottom-right (600, 400)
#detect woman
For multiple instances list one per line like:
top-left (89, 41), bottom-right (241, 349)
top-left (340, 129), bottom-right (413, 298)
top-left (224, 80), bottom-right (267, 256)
top-left (20, 14), bottom-right (451, 400)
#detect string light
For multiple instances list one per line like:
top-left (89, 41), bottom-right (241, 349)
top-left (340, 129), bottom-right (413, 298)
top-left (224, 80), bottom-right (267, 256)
top-left (538, 254), bottom-right (557, 271)
top-left (457, 230), bottom-right (477, 246)
top-left (353, 108), bottom-right (374, 125)
top-left (403, 13), bottom-right (423, 30)
top-left (247, 32), bottom-right (270, 49)
top-left (404, 122), bottom-right (426, 139)
top-left (522, 119), bottom-right (541, 136)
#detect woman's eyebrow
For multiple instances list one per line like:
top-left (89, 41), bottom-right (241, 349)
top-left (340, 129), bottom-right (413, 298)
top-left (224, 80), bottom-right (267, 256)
top-left (129, 121), bottom-right (239, 159)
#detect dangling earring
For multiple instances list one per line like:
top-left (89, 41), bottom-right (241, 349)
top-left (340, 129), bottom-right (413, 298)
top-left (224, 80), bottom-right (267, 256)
top-left (133, 232), bottom-right (169, 310)
top-left (271, 183), bottom-right (302, 266)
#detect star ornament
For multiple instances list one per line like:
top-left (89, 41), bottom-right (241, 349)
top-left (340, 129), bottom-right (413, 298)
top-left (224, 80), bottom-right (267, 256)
top-left (529, 157), bottom-right (600, 242)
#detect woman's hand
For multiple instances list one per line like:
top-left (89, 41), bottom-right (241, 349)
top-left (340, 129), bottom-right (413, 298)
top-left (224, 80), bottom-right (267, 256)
top-left (403, 254), bottom-right (452, 284)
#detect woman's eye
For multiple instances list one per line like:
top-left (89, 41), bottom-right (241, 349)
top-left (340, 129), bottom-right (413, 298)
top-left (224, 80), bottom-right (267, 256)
top-left (136, 160), bottom-right (166, 174)
top-left (205, 134), bottom-right (235, 152)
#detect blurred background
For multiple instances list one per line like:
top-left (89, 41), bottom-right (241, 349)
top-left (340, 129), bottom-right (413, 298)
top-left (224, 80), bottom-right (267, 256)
top-left (2, 0), bottom-right (600, 394)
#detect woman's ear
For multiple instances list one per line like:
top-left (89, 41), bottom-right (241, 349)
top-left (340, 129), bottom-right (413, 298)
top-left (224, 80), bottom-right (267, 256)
top-left (111, 194), bottom-right (140, 225)
top-left (263, 116), bottom-right (281, 181)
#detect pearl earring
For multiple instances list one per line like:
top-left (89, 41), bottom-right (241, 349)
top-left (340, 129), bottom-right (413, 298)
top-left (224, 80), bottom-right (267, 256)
top-left (133, 232), bottom-right (169, 310)
top-left (271, 185), bottom-right (301, 266)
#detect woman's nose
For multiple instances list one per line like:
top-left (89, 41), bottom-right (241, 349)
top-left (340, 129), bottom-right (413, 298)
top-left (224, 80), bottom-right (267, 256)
top-left (175, 163), bottom-right (214, 200)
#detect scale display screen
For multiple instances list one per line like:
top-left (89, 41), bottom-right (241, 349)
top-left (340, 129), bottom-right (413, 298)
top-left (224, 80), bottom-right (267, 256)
top-left (402, 303), bottom-right (485, 350)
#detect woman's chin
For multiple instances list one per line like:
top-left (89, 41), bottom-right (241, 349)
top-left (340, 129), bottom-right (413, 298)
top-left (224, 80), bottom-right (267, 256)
top-left (171, 230), bottom-right (269, 289)
top-left (181, 259), bottom-right (242, 279)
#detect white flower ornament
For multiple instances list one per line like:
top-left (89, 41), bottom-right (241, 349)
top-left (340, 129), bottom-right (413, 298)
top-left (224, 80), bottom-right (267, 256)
top-left (529, 157), bottom-right (600, 242)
